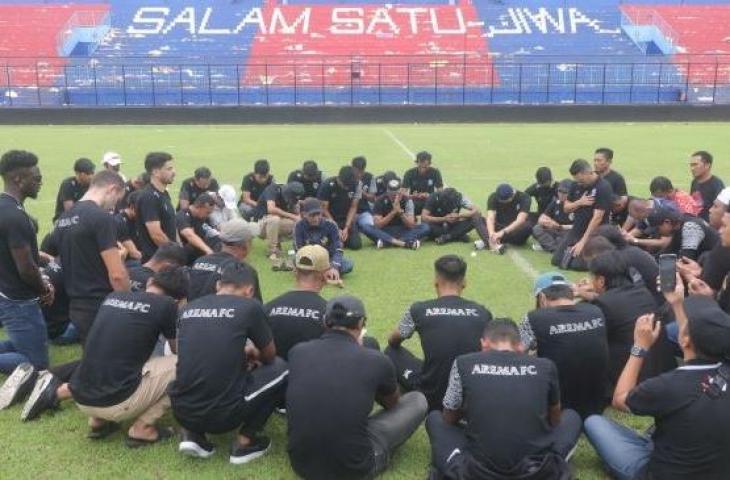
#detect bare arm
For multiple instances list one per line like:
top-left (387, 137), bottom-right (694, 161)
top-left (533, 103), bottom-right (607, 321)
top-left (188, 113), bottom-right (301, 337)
top-left (344, 198), bottom-right (358, 231)
top-left (145, 220), bottom-right (172, 247)
top-left (10, 245), bottom-right (46, 294)
top-left (267, 200), bottom-right (299, 221)
top-left (178, 199), bottom-right (190, 211)
top-left (63, 200), bottom-right (75, 212)
top-left (100, 248), bottom-right (130, 292)
top-left (387, 328), bottom-right (404, 348)
top-left (486, 210), bottom-right (497, 236)
top-left (241, 191), bottom-right (257, 208)
top-left (420, 208), bottom-right (444, 224)
top-left (121, 239), bottom-right (142, 260)
top-left (320, 200), bottom-right (334, 220)
top-left (258, 340), bottom-right (277, 365)
top-left (180, 228), bottom-right (213, 256)
top-left (538, 212), bottom-right (560, 229)
top-left (613, 314), bottom-right (661, 411)
top-left (503, 212), bottom-right (529, 234)
top-left (443, 408), bottom-right (463, 425)
top-left (548, 403), bottom-right (561, 427)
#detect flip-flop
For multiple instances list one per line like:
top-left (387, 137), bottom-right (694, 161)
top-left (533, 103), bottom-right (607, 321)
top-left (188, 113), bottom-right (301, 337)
top-left (87, 421), bottom-right (120, 440)
top-left (125, 426), bottom-right (175, 449)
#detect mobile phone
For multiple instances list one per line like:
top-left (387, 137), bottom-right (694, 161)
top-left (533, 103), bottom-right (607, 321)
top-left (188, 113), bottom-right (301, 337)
top-left (658, 254), bottom-right (677, 292)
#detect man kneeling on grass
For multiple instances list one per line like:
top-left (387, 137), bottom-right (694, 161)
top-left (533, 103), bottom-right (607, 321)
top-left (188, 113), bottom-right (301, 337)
top-left (170, 263), bottom-right (287, 464)
top-left (68, 268), bottom-right (187, 446)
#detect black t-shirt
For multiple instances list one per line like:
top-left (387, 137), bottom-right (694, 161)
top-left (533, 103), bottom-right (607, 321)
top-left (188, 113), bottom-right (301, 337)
top-left (252, 183), bottom-right (296, 221)
top-left (446, 350), bottom-right (560, 471)
top-left (114, 211), bottom-right (137, 244)
top-left (398, 295), bottom-right (492, 408)
top-left (621, 246), bottom-right (663, 306)
top-left (177, 176), bottom-right (219, 210)
top-left (691, 175), bottom-right (724, 221)
top-left (41, 260), bottom-right (69, 338)
top-left (372, 196), bottom-right (414, 228)
top-left (127, 265), bottom-right (154, 292)
top-left (241, 173), bottom-right (273, 203)
top-left (69, 291), bottom-right (177, 407)
top-left (287, 330), bottom-right (397, 479)
top-left (46, 200), bottom-right (118, 299)
top-left (542, 198), bottom-right (572, 225)
top-left (593, 285), bottom-right (657, 383)
top-left (288, 169), bottom-right (322, 198)
top-left (487, 191), bottom-right (531, 227)
top-left (402, 166), bottom-right (443, 194)
top-left (701, 245), bottom-right (730, 313)
top-left (0, 193), bottom-right (41, 300)
top-left (422, 191), bottom-right (473, 219)
top-left (317, 177), bottom-right (359, 222)
top-left (53, 177), bottom-right (88, 222)
top-left (524, 303), bottom-right (609, 417)
top-left (525, 182), bottom-right (557, 216)
top-left (170, 294), bottom-right (273, 420)
top-left (627, 360), bottom-right (730, 480)
top-left (188, 251), bottom-right (262, 302)
top-left (356, 172), bottom-right (374, 213)
top-left (264, 290), bottom-right (326, 361)
top-left (569, 177), bottom-right (612, 240)
top-left (135, 185), bottom-right (176, 262)
top-left (175, 209), bottom-right (211, 248)
top-left (602, 170), bottom-right (628, 197)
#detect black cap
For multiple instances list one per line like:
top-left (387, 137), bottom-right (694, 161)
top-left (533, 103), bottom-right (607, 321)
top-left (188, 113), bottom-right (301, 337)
top-left (338, 166), bottom-right (358, 190)
top-left (74, 158), bottom-right (95, 174)
top-left (325, 295), bottom-right (366, 328)
top-left (685, 295), bottom-right (730, 359)
top-left (282, 181), bottom-right (305, 201)
top-left (301, 197), bottom-right (322, 215)
top-left (416, 151), bottom-right (432, 163)
top-left (303, 160), bottom-right (319, 177)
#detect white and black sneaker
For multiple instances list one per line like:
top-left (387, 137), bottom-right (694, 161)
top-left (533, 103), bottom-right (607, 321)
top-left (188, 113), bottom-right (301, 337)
top-left (0, 363), bottom-right (36, 410)
top-left (179, 429), bottom-right (215, 459)
top-left (229, 436), bottom-right (271, 465)
top-left (376, 239), bottom-right (384, 249)
top-left (21, 370), bottom-right (60, 421)
top-left (473, 240), bottom-right (486, 251)
top-left (406, 240), bottom-right (420, 250)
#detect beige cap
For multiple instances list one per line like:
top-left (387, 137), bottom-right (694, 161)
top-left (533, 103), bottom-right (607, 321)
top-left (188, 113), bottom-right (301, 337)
top-left (295, 245), bottom-right (330, 272)
top-left (219, 219), bottom-right (257, 244)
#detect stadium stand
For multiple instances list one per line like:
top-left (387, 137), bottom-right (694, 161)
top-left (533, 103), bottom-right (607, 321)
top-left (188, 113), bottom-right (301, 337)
top-left (0, 0), bottom-right (729, 106)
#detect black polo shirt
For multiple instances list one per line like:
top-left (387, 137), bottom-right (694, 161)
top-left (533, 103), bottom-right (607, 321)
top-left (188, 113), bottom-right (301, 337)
top-left (188, 251), bottom-right (262, 302)
top-left (357, 172), bottom-right (374, 213)
top-left (170, 294), bottom-right (273, 423)
top-left (402, 166), bottom-right (443, 195)
top-left (542, 198), bottom-right (572, 225)
top-left (175, 209), bottom-right (209, 247)
top-left (177, 176), bottom-right (219, 210)
top-left (53, 176), bottom-right (88, 222)
top-left (593, 284), bottom-right (657, 383)
top-left (251, 183), bottom-right (296, 221)
top-left (317, 177), bottom-right (360, 222)
top-left (691, 175), bottom-right (724, 221)
top-left (602, 170), bottom-right (628, 197)
top-left (522, 303), bottom-right (609, 417)
top-left (127, 265), bottom-right (154, 292)
top-left (241, 172), bottom-right (273, 203)
top-left (0, 193), bottom-right (41, 300)
top-left (288, 169), bottom-right (322, 198)
top-left (114, 211), bottom-right (136, 244)
top-left (398, 295), bottom-right (492, 409)
top-left (568, 177), bottom-right (612, 240)
top-left (525, 182), bottom-right (558, 216)
top-left (46, 200), bottom-right (118, 299)
top-left (287, 330), bottom-right (397, 479)
top-left (627, 360), bottom-right (730, 480)
top-left (372, 196), bottom-right (414, 228)
top-left (135, 185), bottom-right (176, 262)
top-left (69, 291), bottom-right (177, 407)
top-left (487, 191), bottom-right (531, 227)
top-left (701, 245), bottom-right (730, 313)
top-left (444, 350), bottom-right (560, 471)
top-left (264, 290), bottom-right (326, 361)
top-left (620, 246), bottom-right (662, 306)
top-left (422, 191), bottom-right (472, 219)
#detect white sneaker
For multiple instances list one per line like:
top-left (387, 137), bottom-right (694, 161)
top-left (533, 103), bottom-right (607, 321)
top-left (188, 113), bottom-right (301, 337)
top-left (376, 239), bottom-right (384, 249)
top-left (474, 240), bottom-right (486, 251)
top-left (531, 242), bottom-right (544, 252)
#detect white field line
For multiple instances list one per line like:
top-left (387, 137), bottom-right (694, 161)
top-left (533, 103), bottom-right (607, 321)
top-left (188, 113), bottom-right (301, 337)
top-left (382, 128), bottom-right (539, 280)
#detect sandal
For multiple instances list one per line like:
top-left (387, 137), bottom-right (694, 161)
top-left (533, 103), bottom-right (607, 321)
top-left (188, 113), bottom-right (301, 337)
top-left (125, 426), bottom-right (175, 449)
top-left (87, 421), bottom-right (120, 440)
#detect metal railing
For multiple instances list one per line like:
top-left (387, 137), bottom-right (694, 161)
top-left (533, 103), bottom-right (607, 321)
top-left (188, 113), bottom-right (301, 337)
top-left (1, 58), bottom-right (730, 107)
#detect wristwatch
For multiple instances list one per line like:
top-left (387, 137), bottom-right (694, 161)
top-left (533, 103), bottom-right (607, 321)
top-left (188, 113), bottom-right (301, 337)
top-left (630, 345), bottom-right (649, 358)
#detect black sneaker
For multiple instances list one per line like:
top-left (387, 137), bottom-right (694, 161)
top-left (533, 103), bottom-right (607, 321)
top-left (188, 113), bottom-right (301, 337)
top-left (21, 371), bottom-right (60, 421)
top-left (434, 234), bottom-right (450, 245)
top-left (229, 436), bottom-right (271, 465)
top-left (179, 429), bottom-right (216, 459)
top-left (0, 363), bottom-right (36, 410)
top-left (406, 240), bottom-right (421, 250)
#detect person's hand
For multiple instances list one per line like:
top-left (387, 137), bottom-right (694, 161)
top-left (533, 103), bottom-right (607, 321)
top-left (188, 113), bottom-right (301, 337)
top-left (575, 193), bottom-right (595, 207)
top-left (571, 240), bottom-right (586, 258)
top-left (40, 280), bottom-right (55, 306)
top-left (661, 272), bottom-right (685, 306)
top-left (677, 256), bottom-right (702, 279)
top-left (339, 228), bottom-right (349, 242)
top-left (392, 200), bottom-right (403, 214)
top-left (688, 277), bottom-right (715, 298)
top-left (633, 313), bottom-right (661, 350)
top-left (494, 230), bottom-right (505, 241)
top-left (573, 280), bottom-right (597, 301)
top-left (445, 213), bottom-right (459, 223)
top-left (325, 268), bottom-right (341, 283)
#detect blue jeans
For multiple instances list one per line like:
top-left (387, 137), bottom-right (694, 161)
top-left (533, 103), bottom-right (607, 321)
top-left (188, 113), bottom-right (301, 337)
top-left (360, 222), bottom-right (430, 246)
top-left (584, 415), bottom-right (653, 480)
top-left (0, 296), bottom-right (49, 374)
top-left (339, 257), bottom-right (354, 275)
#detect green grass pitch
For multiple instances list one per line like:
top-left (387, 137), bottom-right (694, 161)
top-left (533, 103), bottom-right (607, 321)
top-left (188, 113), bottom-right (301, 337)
top-left (1, 122), bottom-right (728, 479)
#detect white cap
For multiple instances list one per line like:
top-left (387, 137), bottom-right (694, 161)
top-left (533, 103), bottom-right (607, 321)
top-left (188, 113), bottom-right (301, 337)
top-left (218, 184), bottom-right (238, 210)
top-left (102, 151), bottom-right (122, 166)
top-left (716, 187), bottom-right (730, 208)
